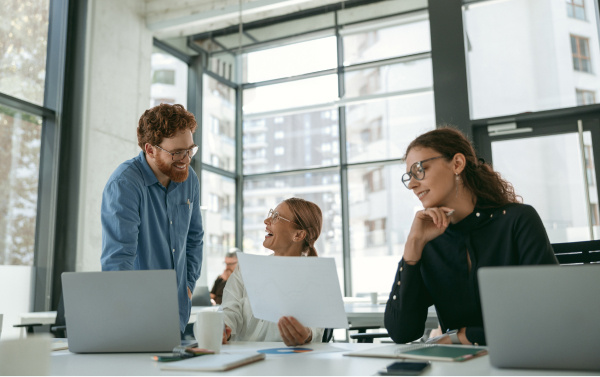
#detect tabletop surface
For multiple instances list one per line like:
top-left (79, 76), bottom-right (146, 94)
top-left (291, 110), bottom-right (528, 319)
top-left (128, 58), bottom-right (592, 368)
top-left (49, 341), bottom-right (597, 376)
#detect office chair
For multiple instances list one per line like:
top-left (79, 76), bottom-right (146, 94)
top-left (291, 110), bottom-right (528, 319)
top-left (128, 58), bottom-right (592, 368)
top-left (322, 328), bottom-right (334, 343)
top-left (551, 240), bottom-right (600, 264)
top-left (191, 286), bottom-right (212, 306)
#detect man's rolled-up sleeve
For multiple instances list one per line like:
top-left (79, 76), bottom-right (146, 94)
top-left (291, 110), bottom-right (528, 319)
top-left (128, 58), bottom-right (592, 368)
top-left (101, 179), bottom-right (141, 271)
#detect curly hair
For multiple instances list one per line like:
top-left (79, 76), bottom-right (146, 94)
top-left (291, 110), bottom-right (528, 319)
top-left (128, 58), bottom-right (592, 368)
top-left (137, 103), bottom-right (197, 150)
top-left (405, 126), bottom-right (520, 208)
top-left (284, 197), bottom-right (323, 257)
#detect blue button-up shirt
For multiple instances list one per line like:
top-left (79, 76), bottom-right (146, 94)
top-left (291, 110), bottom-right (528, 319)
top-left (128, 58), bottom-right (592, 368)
top-left (101, 151), bottom-right (203, 333)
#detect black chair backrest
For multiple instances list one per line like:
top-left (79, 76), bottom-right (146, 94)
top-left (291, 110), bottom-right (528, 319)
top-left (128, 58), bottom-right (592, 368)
top-left (552, 240), bottom-right (600, 265)
top-left (321, 328), bottom-right (333, 343)
top-left (191, 286), bottom-right (212, 306)
top-left (50, 294), bottom-right (67, 338)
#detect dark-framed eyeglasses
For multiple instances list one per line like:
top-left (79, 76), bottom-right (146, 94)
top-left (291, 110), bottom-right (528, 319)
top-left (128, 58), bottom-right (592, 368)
top-left (267, 209), bottom-right (298, 226)
top-left (401, 156), bottom-right (445, 189)
top-left (154, 144), bottom-right (198, 161)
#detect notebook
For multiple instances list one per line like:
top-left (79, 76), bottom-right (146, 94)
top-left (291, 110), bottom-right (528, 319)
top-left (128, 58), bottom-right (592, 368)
top-left (478, 265), bottom-right (600, 371)
top-left (159, 353), bottom-right (266, 372)
top-left (62, 270), bottom-right (182, 353)
top-left (344, 344), bottom-right (487, 362)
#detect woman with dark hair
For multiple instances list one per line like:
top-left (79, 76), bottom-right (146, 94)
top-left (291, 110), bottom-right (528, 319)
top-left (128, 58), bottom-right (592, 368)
top-left (384, 127), bottom-right (558, 346)
top-left (221, 197), bottom-right (324, 346)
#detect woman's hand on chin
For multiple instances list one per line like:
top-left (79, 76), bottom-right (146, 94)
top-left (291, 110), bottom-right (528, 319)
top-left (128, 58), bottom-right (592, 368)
top-left (411, 206), bottom-right (454, 242)
top-left (277, 316), bottom-right (312, 346)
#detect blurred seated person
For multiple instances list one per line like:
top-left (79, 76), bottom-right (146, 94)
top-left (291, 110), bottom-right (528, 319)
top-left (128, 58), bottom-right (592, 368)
top-left (221, 197), bottom-right (325, 346)
top-left (384, 127), bottom-right (558, 346)
top-left (210, 249), bottom-right (239, 305)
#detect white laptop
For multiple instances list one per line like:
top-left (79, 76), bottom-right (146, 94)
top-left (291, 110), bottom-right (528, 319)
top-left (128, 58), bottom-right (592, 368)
top-left (62, 270), bottom-right (182, 353)
top-left (478, 265), bottom-right (600, 371)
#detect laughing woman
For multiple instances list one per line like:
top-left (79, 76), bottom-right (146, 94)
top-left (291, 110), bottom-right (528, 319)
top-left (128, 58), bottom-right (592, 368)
top-left (221, 197), bottom-right (325, 346)
top-left (384, 127), bottom-right (558, 346)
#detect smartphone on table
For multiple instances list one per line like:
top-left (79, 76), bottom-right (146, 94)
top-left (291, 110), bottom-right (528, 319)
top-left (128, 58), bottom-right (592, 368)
top-left (378, 361), bottom-right (431, 376)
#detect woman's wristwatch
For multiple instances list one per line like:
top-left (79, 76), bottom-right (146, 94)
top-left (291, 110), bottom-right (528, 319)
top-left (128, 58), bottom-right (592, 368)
top-left (446, 329), bottom-right (461, 344)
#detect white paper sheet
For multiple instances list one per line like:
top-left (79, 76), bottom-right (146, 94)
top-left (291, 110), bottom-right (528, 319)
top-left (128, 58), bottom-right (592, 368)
top-left (237, 253), bottom-right (349, 329)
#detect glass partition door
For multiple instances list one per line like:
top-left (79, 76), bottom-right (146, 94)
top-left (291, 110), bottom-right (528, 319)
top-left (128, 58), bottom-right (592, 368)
top-left (481, 119), bottom-right (600, 243)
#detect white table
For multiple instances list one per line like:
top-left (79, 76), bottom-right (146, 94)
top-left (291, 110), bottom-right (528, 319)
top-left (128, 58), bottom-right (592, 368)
top-left (49, 341), bottom-right (595, 376)
top-left (345, 302), bottom-right (438, 335)
top-left (16, 311), bottom-right (57, 338)
top-left (18, 304), bottom-right (434, 341)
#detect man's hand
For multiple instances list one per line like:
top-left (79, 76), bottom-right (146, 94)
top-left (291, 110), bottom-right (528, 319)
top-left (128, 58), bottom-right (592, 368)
top-left (277, 316), bottom-right (312, 346)
top-left (187, 287), bottom-right (192, 300)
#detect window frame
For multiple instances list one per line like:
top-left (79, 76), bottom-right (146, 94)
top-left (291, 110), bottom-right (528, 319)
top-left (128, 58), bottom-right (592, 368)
top-left (571, 34), bottom-right (592, 73)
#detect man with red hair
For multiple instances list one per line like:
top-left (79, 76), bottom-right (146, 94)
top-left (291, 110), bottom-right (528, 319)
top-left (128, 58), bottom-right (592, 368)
top-left (101, 103), bottom-right (203, 337)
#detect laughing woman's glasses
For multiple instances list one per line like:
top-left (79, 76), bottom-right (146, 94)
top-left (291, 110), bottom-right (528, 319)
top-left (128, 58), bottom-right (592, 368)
top-left (401, 156), bottom-right (445, 189)
top-left (267, 209), bottom-right (298, 225)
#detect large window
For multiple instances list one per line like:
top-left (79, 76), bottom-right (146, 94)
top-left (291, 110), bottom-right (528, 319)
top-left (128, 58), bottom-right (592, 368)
top-left (491, 131), bottom-right (599, 242)
top-left (0, 1), bottom-right (49, 105)
top-left (201, 171), bottom-right (236, 288)
top-left (0, 107), bottom-right (42, 265)
top-left (238, 8), bottom-right (435, 295)
top-left (1, 0), bottom-right (60, 339)
top-left (202, 75), bottom-right (235, 172)
top-left (150, 47), bottom-right (188, 107)
top-left (463, 0), bottom-right (600, 119)
top-left (243, 171), bottom-right (344, 289)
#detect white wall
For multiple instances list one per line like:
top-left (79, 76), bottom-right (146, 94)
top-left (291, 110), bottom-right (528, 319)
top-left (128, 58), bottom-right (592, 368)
top-left (77, 0), bottom-right (153, 271)
top-left (0, 265), bottom-right (33, 339)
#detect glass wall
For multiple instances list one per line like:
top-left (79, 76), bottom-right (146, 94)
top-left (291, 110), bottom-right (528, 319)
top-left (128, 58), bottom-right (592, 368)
top-left (0, 0), bottom-right (56, 339)
top-left (0, 1), bottom-right (50, 105)
top-left (150, 47), bottom-right (188, 107)
top-left (0, 107), bottom-right (42, 265)
top-left (463, 0), bottom-right (600, 120)
top-left (491, 131), bottom-right (599, 242)
top-left (240, 9), bottom-right (435, 296)
top-left (202, 75), bottom-right (236, 172)
top-left (243, 171), bottom-right (344, 289)
top-left (201, 170), bottom-right (236, 288)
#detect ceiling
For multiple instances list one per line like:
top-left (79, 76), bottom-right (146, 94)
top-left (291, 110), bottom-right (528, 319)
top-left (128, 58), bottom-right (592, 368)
top-left (144, 0), bottom-right (347, 39)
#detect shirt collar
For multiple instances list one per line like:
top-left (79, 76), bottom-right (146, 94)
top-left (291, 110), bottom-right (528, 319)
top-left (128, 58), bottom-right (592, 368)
top-left (449, 204), bottom-right (509, 233)
top-left (136, 150), bottom-right (160, 187)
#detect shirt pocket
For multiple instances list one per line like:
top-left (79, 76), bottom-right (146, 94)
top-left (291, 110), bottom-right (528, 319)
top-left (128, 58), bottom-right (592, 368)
top-left (176, 202), bottom-right (193, 237)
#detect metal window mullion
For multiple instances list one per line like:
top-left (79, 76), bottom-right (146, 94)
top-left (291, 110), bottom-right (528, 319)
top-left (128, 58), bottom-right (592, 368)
top-left (0, 92), bottom-right (55, 118)
top-left (153, 38), bottom-right (193, 65)
top-left (235, 53), bottom-right (244, 250)
top-left (335, 11), bottom-right (352, 297)
top-left (577, 120), bottom-right (595, 240)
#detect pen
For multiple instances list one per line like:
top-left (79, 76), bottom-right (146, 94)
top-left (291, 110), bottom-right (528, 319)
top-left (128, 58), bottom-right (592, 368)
top-left (187, 199), bottom-right (190, 209)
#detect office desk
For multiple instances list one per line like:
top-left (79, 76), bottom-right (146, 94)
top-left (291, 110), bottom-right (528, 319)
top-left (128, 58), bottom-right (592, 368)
top-left (345, 303), bottom-right (438, 331)
top-left (49, 341), bottom-right (595, 376)
top-left (17, 311), bottom-right (57, 338)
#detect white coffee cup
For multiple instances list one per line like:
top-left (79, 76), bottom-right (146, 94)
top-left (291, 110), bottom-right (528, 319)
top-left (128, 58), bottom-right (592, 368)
top-left (0, 335), bottom-right (51, 375)
top-left (194, 311), bottom-right (223, 354)
top-left (370, 292), bottom-right (378, 305)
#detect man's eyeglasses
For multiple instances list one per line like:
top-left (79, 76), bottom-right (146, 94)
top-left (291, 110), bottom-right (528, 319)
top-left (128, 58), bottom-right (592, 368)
top-left (267, 209), bottom-right (298, 225)
top-left (154, 144), bottom-right (198, 161)
top-left (401, 156), bottom-right (445, 189)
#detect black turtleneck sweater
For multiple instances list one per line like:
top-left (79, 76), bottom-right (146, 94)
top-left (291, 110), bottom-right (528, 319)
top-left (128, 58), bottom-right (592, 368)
top-left (384, 203), bottom-right (558, 346)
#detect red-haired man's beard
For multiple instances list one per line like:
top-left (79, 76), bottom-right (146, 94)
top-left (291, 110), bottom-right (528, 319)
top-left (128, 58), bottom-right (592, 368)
top-left (156, 156), bottom-right (189, 183)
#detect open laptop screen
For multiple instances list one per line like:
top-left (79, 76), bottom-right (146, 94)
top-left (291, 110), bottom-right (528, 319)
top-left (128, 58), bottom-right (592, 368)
top-left (62, 270), bottom-right (181, 353)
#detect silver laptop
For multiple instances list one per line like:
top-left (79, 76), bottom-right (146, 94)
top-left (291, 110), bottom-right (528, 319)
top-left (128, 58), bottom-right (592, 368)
top-left (62, 270), bottom-right (182, 353)
top-left (478, 265), bottom-right (600, 371)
